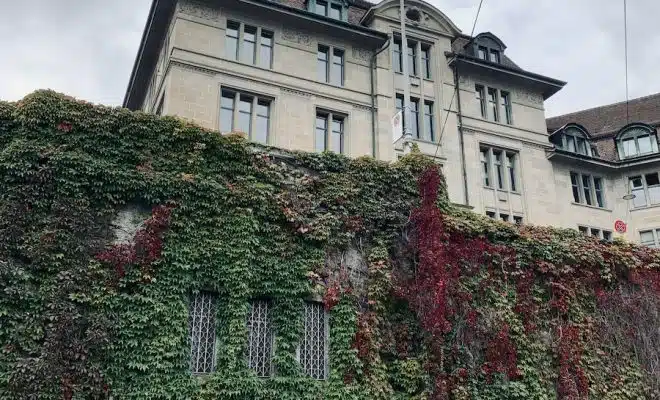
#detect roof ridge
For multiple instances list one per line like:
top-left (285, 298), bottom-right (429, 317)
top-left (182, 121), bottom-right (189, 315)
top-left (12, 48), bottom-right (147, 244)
top-left (549, 92), bottom-right (660, 120)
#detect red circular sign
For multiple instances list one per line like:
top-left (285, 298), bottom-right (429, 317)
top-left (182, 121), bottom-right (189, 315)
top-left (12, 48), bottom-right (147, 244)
top-left (614, 220), bottom-right (627, 234)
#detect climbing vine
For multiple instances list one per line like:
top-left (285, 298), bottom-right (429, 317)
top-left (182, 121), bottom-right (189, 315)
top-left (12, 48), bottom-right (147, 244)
top-left (0, 91), bottom-right (659, 399)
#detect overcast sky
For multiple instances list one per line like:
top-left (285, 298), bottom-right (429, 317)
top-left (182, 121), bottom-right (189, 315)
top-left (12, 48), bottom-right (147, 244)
top-left (0, 0), bottom-right (658, 117)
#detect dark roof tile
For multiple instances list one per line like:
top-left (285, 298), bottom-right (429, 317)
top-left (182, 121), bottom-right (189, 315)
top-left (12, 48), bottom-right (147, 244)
top-left (547, 93), bottom-right (660, 137)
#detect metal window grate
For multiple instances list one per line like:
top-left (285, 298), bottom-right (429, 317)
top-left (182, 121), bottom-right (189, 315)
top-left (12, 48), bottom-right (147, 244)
top-left (301, 302), bottom-right (327, 379)
top-left (247, 300), bottom-right (273, 377)
top-left (189, 292), bottom-right (217, 374)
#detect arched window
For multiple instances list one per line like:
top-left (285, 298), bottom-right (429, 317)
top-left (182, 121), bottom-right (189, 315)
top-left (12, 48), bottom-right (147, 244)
top-left (617, 124), bottom-right (659, 159)
top-left (556, 125), bottom-right (593, 156)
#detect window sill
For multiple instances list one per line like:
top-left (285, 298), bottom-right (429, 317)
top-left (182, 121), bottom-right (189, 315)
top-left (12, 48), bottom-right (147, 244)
top-left (476, 116), bottom-right (515, 128)
top-left (482, 186), bottom-right (520, 195)
top-left (570, 202), bottom-right (611, 212)
top-left (410, 137), bottom-right (439, 145)
top-left (630, 202), bottom-right (660, 212)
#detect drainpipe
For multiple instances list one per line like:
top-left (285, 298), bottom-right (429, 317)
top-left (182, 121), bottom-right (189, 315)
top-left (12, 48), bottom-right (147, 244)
top-left (453, 60), bottom-right (470, 206)
top-left (371, 39), bottom-right (391, 158)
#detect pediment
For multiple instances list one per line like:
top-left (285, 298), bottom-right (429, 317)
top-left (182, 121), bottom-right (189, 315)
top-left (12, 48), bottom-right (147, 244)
top-left (365, 0), bottom-right (460, 37)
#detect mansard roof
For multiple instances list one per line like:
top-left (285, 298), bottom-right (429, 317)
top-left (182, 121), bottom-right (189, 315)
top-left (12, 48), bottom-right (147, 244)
top-left (547, 93), bottom-right (660, 138)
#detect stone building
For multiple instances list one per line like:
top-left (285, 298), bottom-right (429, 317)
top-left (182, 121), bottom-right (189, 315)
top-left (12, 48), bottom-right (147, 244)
top-left (122, 0), bottom-right (660, 246)
top-left (546, 94), bottom-right (660, 246)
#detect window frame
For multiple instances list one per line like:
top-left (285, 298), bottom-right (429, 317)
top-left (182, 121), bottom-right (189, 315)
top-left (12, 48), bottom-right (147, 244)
top-left (225, 20), bottom-right (273, 69)
top-left (297, 301), bottom-right (329, 380)
top-left (475, 85), bottom-right (486, 119)
top-left (640, 228), bottom-right (660, 248)
top-left (219, 87), bottom-right (272, 144)
top-left (317, 44), bottom-right (344, 86)
top-left (561, 127), bottom-right (593, 156)
top-left (500, 91), bottom-right (512, 125)
top-left (617, 126), bottom-right (659, 159)
top-left (392, 36), bottom-right (433, 80)
top-left (570, 172), bottom-right (606, 208)
top-left (480, 146), bottom-right (518, 193)
top-left (309, 0), bottom-right (347, 20)
top-left (578, 225), bottom-right (613, 241)
top-left (476, 84), bottom-right (511, 124)
top-left (628, 172), bottom-right (660, 208)
top-left (396, 94), bottom-right (432, 141)
top-left (315, 110), bottom-right (346, 154)
top-left (189, 291), bottom-right (218, 374)
top-left (247, 299), bottom-right (275, 378)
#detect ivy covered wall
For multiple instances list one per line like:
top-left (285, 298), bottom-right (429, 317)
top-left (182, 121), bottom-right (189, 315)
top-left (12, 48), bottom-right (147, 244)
top-left (0, 91), bottom-right (659, 399)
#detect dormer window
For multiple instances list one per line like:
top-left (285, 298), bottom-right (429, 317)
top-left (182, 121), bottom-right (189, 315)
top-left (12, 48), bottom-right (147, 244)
top-left (554, 125), bottom-right (594, 156)
top-left (308, 0), bottom-right (346, 21)
top-left (471, 33), bottom-right (506, 65)
top-left (617, 124), bottom-right (659, 159)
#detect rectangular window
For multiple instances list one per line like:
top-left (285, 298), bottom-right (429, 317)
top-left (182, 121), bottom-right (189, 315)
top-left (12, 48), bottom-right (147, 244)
top-left (329, 3), bottom-right (342, 19)
top-left (646, 172), bottom-right (660, 204)
top-left (570, 172), bottom-right (605, 208)
top-left (566, 135), bottom-right (576, 152)
top-left (494, 150), bottom-right (504, 190)
top-left (247, 300), bottom-right (273, 377)
top-left (189, 292), bottom-right (216, 374)
top-left (219, 89), bottom-right (271, 143)
top-left (423, 101), bottom-right (434, 141)
top-left (421, 45), bottom-right (431, 79)
top-left (317, 45), bottom-right (329, 82)
top-left (226, 21), bottom-right (271, 68)
top-left (500, 91), bottom-right (512, 124)
top-left (603, 231), bottom-right (613, 241)
top-left (582, 175), bottom-right (593, 206)
top-left (488, 88), bottom-right (499, 122)
top-left (489, 49), bottom-right (500, 63)
top-left (242, 25), bottom-right (257, 64)
top-left (255, 100), bottom-right (270, 145)
top-left (331, 48), bottom-right (344, 86)
top-left (260, 30), bottom-right (273, 68)
top-left (393, 39), bottom-right (402, 73)
top-left (500, 213), bottom-right (510, 222)
top-left (480, 148), bottom-right (490, 187)
top-left (640, 230), bottom-right (659, 248)
top-left (478, 46), bottom-right (487, 60)
top-left (226, 21), bottom-right (240, 60)
top-left (410, 98), bottom-right (419, 138)
top-left (570, 172), bottom-right (580, 203)
top-left (506, 153), bottom-right (517, 192)
top-left (475, 85), bottom-right (486, 118)
top-left (238, 95), bottom-right (253, 134)
top-left (590, 228), bottom-right (601, 238)
top-left (315, 0), bottom-right (328, 15)
top-left (220, 90), bottom-right (235, 133)
top-left (513, 216), bottom-right (523, 225)
top-left (316, 111), bottom-right (344, 154)
top-left (578, 226), bottom-right (588, 235)
top-left (300, 302), bottom-right (327, 380)
top-left (594, 177), bottom-right (604, 208)
top-left (407, 41), bottom-right (417, 76)
top-left (486, 211), bottom-right (496, 219)
top-left (629, 176), bottom-right (648, 208)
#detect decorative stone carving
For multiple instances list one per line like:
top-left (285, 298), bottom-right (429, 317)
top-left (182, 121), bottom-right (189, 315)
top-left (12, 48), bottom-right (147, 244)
top-left (281, 87), bottom-right (311, 97)
top-left (516, 90), bottom-right (543, 106)
top-left (353, 104), bottom-right (373, 112)
top-left (171, 61), bottom-right (216, 76)
top-left (352, 47), bottom-right (371, 62)
top-left (178, 0), bottom-right (221, 22)
top-left (281, 28), bottom-right (312, 46)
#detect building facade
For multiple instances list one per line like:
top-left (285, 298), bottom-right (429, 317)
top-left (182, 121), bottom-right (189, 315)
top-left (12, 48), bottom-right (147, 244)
top-left (123, 0), bottom-right (660, 246)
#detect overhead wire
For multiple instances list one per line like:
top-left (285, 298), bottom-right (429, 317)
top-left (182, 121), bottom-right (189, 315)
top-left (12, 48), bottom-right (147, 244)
top-left (433, 0), bottom-right (485, 159)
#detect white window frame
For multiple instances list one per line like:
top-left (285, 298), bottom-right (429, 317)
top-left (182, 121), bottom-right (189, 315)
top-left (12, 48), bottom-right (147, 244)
top-left (225, 20), bottom-right (274, 69)
top-left (480, 146), bottom-right (519, 193)
top-left (628, 172), bottom-right (660, 208)
top-left (189, 291), bottom-right (217, 374)
top-left (569, 172), bottom-right (606, 208)
top-left (219, 87), bottom-right (272, 144)
top-left (640, 228), bottom-right (660, 247)
top-left (296, 301), bottom-right (329, 380)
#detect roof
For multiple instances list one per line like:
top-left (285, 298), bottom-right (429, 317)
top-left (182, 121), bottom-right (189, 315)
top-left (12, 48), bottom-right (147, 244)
top-left (451, 36), bottom-right (520, 70)
top-left (546, 92), bottom-right (660, 138)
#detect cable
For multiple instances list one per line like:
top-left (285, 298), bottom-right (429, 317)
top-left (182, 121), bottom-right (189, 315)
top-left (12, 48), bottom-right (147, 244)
top-left (434, 0), bottom-right (485, 159)
top-left (624, 0), bottom-right (630, 123)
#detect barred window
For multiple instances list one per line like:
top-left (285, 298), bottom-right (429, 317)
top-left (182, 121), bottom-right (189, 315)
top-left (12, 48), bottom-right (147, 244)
top-left (189, 292), bottom-right (217, 373)
top-left (300, 302), bottom-right (327, 379)
top-left (247, 300), bottom-right (273, 377)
